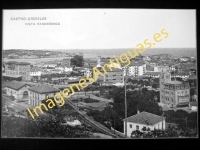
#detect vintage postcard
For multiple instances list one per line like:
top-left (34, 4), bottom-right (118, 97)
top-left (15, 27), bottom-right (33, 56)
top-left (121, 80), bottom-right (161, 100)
top-left (2, 9), bottom-right (197, 138)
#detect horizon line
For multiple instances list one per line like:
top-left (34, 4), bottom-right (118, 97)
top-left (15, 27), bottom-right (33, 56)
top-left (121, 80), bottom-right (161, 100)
top-left (3, 47), bottom-right (197, 50)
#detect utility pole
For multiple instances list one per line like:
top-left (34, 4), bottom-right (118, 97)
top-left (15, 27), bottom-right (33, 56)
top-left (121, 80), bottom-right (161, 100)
top-left (162, 111), bottom-right (164, 131)
top-left (185, 117), bottom-right (187, 128)
top-left (114, 117), bottom-right (116, 134)
top-left (124, 67), bottom-right (128, 137)
top-left (84, 115), bottom-right (86, 133)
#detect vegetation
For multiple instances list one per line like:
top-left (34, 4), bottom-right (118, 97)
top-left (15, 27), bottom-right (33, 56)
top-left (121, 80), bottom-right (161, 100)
top-left (70, 55), bottom-right (84, 67)
top-left (131, 125), bottom-right (197, 138)
top-left (2, 115), bottom-right (90, 138)
top-left (2, 103), bottom-right (91, 138)
top-left (164, 110), bottom-right (197, 130)
top-left (86, 87), bottom-right (161, 131)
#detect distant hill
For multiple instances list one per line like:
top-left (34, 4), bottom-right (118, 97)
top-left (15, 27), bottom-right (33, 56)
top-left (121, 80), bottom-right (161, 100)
top-left (57, 48), bottom-right (197, 57)
top-left (3, 48), bottom-right (196, 58)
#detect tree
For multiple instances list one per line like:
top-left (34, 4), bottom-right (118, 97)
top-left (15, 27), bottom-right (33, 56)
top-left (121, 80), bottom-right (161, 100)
top-left (130, 125), bottom-right (197, 138)
top-left (2, 114), bottom-right (89, 138)
top-left (190, 88), bottom-right (195, 96)
top-left (70, 55), bottom-right (84, 67)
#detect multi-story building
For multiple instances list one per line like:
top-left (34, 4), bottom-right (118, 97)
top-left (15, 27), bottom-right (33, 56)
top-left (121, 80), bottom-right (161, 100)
top-left (160, 72), bottom-right (190, 107)
top-left (28, 84), bottom-right (61, 107)
top-left (30, 67), bottom-right (42, 77)
top-left (157, 65), bottom-right (170, 72)
top-left (97, 67), bottom-right (124, 84)
top-left (124, 61), bottom-right (146, 77)
top-left (146, 65), bottom-right (159, 72)
top-left (4, 61), bottom-right (31, 81)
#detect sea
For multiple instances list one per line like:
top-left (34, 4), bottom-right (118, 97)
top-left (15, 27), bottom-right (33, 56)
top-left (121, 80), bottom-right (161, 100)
top-left (3, 48), bottom-right (197, 64)
top-left (59, 48), bottom-right (197, 58)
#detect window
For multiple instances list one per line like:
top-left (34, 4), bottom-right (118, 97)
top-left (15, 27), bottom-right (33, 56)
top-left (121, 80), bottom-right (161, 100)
top-left (142, 126), bottom-right (146, 131)
top-left (130, 124), bottom-right (132, 128)
top-left (136, 125), bottom-right (139, 130)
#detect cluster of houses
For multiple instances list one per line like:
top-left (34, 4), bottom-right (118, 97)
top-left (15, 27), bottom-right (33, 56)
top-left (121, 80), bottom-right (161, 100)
top-left (2, 54), bottom-right (197, 138)
top-left (3, 54), bottom-right (197, 109)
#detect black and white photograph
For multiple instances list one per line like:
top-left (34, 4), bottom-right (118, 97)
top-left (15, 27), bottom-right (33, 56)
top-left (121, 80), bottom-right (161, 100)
top-left (1, 9), bottom-right (197, 138)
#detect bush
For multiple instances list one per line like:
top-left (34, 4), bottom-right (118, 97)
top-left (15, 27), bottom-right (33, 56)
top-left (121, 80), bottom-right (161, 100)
top-left (10, 96), bottom-right (15, 101)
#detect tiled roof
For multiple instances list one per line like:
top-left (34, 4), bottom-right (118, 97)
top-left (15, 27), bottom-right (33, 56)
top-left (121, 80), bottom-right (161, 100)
top-left (5, 61), bottom-right (30, 65)
top-left (187, 75), bottom-right (197, 79)
top-left (148, 60), bottom-right (158, 63)
top-left (3, 73), bottom-right (22, 78)
top-left (130, 61), bottom-right (145, 66)
top-left (144, 72), bottom-right (160, 76)
top-left (5, 81), bottom-right (30, 90)
top-left (51, 69), bottom-right (61, 71)
top-left (99, 67), bottom-right (123, 72)
top-left (165, 81), bottom-right (183, 84)
top-left (123, 111), bottom-right (164, 126)
top-left (28, 84), bottom-right (60, 93)
top-left (30, 67), bottom-right (41, 72)
top-left (190, 102), bottom-right (197, 107)
top-left (16, 62), bottom-right (31, 65)
top-left (2, 81), bottom-right (8, 88)
top-left (146, 65), bottom-right (154, 71)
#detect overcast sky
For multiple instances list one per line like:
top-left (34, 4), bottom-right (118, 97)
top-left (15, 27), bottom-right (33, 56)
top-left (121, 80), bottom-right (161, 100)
top-left (3, 9), bottom-right (196, 50)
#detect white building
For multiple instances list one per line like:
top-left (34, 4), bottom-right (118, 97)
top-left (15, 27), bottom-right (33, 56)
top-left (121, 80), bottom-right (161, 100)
top-left (30, 68), bottom-right (42, 77)
top-left (143, 72), bottom-right (160, 78)
top-left (64, 67), bottom-right (73, 72)
top-left (55, 65), bottom-right (73, 72)
top-left (96, 62), bottom-right (121, 69)
top-left (28, 84), bottom-right (61, 106)
top-left (124, 62), bottom-right (146, 77)
top-left (84, 68), bottom-right (93, 77)
top-left (123, 111), bottom-right (165, 137)
top-left (189, 102), bottom-right (197, 112)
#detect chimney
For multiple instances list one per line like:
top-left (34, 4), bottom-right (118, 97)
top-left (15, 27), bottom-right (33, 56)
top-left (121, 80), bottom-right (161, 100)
top-left (137, 109), bottom-right (140, 114)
